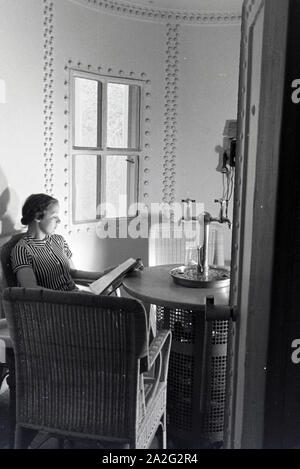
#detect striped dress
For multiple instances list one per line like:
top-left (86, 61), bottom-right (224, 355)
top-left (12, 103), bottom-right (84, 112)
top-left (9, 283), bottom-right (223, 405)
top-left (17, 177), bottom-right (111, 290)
top-left (11, 234), bottom-right (76, 291)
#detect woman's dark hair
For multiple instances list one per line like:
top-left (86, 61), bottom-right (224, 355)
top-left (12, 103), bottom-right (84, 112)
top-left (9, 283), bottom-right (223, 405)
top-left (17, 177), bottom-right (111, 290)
top-left (21, 194), bottom-right (58, 226)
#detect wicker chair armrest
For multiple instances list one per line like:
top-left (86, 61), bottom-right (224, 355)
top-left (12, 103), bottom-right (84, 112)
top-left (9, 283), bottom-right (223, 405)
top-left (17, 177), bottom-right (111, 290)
top-left (147, 329), bottom-right (171, 371)
top-left (138, 329), bottom-right (171, 420)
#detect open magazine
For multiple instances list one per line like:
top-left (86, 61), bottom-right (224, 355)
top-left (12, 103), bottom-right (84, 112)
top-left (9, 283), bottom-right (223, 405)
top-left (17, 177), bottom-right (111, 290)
top-left (88, 258), bottom-right (143, 295)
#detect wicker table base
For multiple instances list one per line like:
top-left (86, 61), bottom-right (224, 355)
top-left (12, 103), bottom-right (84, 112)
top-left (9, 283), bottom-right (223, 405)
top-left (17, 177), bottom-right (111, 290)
top-left (123, 265), bottom-right (230, 447)
top-left (156, 306), bottom-right (228, 445)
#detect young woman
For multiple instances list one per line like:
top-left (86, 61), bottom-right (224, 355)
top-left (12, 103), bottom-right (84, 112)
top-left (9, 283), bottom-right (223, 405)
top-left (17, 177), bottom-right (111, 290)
top-left (11, 194), bottom-right (97, 291)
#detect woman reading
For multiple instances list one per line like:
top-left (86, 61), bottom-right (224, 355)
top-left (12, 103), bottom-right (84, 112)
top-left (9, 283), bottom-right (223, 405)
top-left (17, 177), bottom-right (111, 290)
top-left (11, 194), bottom-right (107, 291)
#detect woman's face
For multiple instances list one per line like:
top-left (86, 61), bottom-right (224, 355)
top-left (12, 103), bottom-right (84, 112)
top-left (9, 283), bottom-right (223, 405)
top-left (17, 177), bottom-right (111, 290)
top-left (39, 202), bottom-right (61, 235)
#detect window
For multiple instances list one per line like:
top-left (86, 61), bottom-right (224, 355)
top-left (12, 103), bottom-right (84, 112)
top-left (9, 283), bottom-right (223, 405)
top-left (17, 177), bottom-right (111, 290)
top-left (71, 70), bottom-right (141, 223)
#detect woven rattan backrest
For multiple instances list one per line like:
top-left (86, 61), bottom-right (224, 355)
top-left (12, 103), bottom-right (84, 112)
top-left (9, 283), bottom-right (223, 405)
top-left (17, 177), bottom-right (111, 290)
top-left (0, 234), bottom-right (25, 288)
top-left (3, 287), bottom-right (149, 439)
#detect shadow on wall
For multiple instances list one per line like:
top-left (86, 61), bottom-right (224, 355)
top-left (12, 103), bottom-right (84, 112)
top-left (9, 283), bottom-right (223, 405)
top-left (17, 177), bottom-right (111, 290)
top-left (0, 166), bottom-right (20, 243)
top-left (0, 187), bottom-right (18, 240)
top-left (0, 166), bottom-right (21, 317)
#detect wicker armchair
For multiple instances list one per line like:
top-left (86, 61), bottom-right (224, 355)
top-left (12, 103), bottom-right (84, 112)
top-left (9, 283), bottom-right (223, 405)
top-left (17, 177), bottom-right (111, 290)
top-left (0, 233), bottom-right (113, 383)
top-left (3, 287), bottom-right (171, 449)
top-left (0, 234), bottom-right (104, 405)
top-left (0, 234), bottom-right (25, 292)
top-left (0, 234), bottom-right (23, 445)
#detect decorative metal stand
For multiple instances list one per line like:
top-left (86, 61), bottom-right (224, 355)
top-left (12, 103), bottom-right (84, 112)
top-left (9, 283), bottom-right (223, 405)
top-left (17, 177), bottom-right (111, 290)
top-left (170, 265), bottom-right (230, 289)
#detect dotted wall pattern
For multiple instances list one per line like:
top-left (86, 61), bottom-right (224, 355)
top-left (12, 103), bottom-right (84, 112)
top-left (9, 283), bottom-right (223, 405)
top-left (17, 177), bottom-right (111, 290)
top-left (43, 0), bottom-right (55, 196)
top-left (142, 74), bottom-right (152, 206)
top-left (63, 60), bottom-right (72, 235)
top-left (63, 61), bottom-right (150, 232)
top-left (162, 23), bottom-right (179, 204)
top-left (72, 0), bottom-right (241, 25)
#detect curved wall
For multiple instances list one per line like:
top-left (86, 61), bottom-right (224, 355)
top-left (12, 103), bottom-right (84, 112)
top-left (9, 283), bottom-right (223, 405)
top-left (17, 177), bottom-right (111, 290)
top-left (0, 0), bottom-right (241, 272)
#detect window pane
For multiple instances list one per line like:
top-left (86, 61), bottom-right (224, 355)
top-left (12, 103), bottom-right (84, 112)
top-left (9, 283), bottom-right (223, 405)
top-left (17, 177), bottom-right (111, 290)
top-left (107, 83), bottom-right (140, 149)
top-left (73, 154), bottom-right (98, 222)
top-left (74, 78), bottom-right (99, 148)
top-left (104, 156), bottom-right (128, 218)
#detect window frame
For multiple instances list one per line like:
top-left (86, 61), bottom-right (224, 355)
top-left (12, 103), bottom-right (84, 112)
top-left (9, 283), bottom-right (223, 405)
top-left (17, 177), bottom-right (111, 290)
top-left (70, 69), bottom-right (143, 225)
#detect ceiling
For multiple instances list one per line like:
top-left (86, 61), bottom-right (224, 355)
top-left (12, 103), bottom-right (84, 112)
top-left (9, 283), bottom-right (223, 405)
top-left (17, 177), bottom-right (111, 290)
top-left (118, 0), bottom-right (243, 12)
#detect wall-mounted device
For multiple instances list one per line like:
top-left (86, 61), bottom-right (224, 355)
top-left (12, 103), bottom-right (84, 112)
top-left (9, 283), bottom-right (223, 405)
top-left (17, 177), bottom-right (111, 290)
top-left (211, 119), bottom-right (237, 229)
top-left (222, 119), bottom-right (237, 172)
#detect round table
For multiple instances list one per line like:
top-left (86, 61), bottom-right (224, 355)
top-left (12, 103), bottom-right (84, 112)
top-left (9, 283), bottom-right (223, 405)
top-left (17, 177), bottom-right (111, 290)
top-left (123, 265), bottom-right (230, 447)
top-left (122, 265), bottom-right (229, 310)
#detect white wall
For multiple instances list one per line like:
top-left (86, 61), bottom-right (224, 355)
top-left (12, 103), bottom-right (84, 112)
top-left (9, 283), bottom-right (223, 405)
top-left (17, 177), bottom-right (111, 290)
top-left (53, 0), bottom-right (166, 269)
top-left (0, 0), bottom-right (44, 239)
top-left (177, 24), bottom-right (240, 260)
top-left (0, 0), bottom-right (240, 272)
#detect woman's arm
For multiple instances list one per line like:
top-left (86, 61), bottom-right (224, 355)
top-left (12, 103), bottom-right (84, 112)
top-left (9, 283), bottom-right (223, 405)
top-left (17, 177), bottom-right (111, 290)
top-left (70, 269), bottom-right (104, 282)
top-left (16, 267), bottom-right (39, 288)
top-left (69, 257), bottom-right (116, 283)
